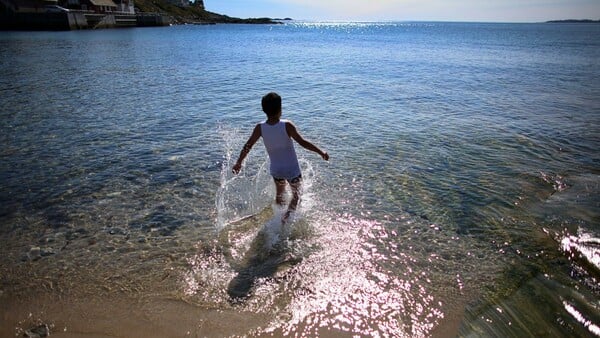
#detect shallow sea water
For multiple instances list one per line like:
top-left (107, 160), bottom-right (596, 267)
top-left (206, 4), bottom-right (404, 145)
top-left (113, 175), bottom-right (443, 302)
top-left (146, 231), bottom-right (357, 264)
top-left (0, 22), bottom-right (599, 337)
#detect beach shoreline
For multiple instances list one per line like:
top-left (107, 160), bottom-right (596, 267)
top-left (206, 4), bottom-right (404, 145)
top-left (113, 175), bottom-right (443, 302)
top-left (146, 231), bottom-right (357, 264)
top-left (1, 290), bottom-right (467, 337)
top-left (0, 291), bottom-right (272, 337)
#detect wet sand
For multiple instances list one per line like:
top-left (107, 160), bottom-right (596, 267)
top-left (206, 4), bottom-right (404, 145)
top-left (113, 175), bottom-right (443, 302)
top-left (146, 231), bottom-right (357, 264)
top-left (1, 292), bottom-right (273, 337)
top-left (1, 291), bottom-right (466, 337)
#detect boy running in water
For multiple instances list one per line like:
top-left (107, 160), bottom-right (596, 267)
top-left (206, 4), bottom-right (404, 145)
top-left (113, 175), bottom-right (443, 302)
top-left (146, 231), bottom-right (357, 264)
top-left (232, 92), bottom-right (329, 222)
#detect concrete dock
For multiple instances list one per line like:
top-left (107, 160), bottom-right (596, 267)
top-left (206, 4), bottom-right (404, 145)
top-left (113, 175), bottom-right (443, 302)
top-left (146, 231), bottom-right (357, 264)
top-left (0, 6), bottom-right (172, 30)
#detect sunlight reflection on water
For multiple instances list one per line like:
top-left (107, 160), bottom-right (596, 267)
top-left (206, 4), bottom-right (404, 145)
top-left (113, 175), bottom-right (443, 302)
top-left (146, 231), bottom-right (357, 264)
top-left (563, 301), bottom-right (600, 337)
top-left (272, 216), bottom-right (444, 337)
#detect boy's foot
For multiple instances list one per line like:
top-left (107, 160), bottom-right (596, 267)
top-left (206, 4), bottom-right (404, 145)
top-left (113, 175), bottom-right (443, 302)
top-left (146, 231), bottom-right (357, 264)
top-left (282, 210), bottom-right (293, 223)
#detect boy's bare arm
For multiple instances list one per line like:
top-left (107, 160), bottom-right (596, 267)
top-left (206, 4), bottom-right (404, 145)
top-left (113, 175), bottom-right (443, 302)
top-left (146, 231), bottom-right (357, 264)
top-left (286, 122), bottom-right (329, 161)
top-left (232, 124), bottom-right (261, 174)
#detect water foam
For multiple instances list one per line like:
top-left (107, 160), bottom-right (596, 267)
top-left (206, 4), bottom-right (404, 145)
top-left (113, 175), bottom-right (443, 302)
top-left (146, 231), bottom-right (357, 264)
top-left (215, 125), bottom-right (319, 235)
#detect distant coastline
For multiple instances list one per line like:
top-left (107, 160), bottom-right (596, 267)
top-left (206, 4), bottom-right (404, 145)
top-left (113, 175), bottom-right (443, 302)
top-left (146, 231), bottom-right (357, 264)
top-left (0, 0), bottom-right (279, 31)
top-left (546, 19), bottom-right (600, 23)
top-left (108, 0), bottom-right (279, 25)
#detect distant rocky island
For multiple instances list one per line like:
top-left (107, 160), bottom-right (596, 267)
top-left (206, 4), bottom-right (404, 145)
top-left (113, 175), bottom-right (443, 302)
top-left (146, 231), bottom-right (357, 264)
top-left (546, 19), bottom-right (600, 23)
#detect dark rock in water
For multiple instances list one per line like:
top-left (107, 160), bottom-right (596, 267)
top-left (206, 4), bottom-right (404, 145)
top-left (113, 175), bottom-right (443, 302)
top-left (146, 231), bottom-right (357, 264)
top-left (107, 227), bottom-right (128, 236)
top-left (128, 206), bottom-right (184, 236)
top-left (24, 323), bottom-right (49, 337)
top-left (102, 246), bottom-right (116, 252)
top-left (21, 246), bottom-right (57, 261)
top-left (26, 247), bottom-right (42, 261)
top-left (65, 227), bottom-right (88, 241)
top-left (44, 208), bottom-right (71, 229)
top-left (40, 248), bottom-right (55, 257)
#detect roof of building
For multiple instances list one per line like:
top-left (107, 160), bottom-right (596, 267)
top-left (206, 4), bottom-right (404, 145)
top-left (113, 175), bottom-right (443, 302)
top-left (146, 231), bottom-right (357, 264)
top-left (89, 0), bottom-right (117, 7)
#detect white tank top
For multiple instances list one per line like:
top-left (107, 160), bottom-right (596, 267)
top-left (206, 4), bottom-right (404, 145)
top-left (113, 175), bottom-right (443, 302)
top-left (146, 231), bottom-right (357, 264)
top-left (261, 120), bottom-right (301, 180)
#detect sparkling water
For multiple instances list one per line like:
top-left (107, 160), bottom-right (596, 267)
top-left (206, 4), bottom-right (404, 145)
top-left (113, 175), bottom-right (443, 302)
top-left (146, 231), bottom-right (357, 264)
top-left (0, 22), bottom-right (599, 337)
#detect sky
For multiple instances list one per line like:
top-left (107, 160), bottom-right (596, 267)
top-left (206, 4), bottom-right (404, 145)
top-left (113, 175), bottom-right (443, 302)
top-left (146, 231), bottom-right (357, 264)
top-left (204, 0), bottom-right (600, 22)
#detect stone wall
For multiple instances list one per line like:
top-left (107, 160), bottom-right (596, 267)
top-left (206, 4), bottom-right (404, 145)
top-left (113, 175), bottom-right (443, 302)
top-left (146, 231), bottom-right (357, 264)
top-left (0, 11), bottom-right (171, 30)
top-left (0, 11), bottom-right (88, 30)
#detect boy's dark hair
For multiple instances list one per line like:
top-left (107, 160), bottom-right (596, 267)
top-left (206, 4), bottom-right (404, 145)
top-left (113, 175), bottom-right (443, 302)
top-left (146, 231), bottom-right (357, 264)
top-left (261, 92), bottom-right (281, 117)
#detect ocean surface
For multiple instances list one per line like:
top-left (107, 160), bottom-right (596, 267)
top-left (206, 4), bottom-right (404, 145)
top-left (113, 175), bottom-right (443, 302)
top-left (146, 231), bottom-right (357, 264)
top-left (0, 22), bottom-right (599, 337)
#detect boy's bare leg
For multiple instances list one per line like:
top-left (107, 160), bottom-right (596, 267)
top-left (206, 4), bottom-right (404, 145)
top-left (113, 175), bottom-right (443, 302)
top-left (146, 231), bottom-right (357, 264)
top-left (283, 179), bottom-right (302, 222)
top-left (274, 179), bottom-right (287, 207)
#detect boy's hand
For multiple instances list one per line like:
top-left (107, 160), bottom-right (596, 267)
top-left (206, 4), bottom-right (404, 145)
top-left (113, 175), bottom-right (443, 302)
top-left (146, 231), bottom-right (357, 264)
top-left (322, 152), bottom-right (329, 161)
top-left (232, 163), bottom-right (242, 174)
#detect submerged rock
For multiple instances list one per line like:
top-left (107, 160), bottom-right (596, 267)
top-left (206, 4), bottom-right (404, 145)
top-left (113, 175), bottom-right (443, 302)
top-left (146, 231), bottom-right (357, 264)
top-left (107, 226), bottom-right (128, 236)
top-left (40, 248), bottom-right (55, 257)
top-left (23, 323), bottom-right (49, 337)
top-left (21, 246), bottom-right (56, 261)
top-left (27, 247), bottom-right (41, 261)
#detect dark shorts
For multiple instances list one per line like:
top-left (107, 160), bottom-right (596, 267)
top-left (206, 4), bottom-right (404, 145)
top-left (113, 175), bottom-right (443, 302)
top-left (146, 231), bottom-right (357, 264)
top-left (273, 175), bottom-right (302, 184)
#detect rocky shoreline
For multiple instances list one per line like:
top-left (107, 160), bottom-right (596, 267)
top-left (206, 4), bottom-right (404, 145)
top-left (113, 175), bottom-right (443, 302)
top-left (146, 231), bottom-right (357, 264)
top-left (0, 0), bottom-right (280, 31)
top-left (126, 0), bottom-right (280, 25)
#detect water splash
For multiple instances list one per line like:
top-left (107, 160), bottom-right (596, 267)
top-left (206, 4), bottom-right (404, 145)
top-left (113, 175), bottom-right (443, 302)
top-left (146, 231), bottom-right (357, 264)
top-left (214, 125), bottom-right (319, 232)
top-left (215, 126), bottom-right (273, 230)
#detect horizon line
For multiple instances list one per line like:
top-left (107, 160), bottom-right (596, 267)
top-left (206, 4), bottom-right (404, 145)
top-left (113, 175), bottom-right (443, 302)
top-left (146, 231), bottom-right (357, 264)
top-left (245, 17), bottom-right (600, 25)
